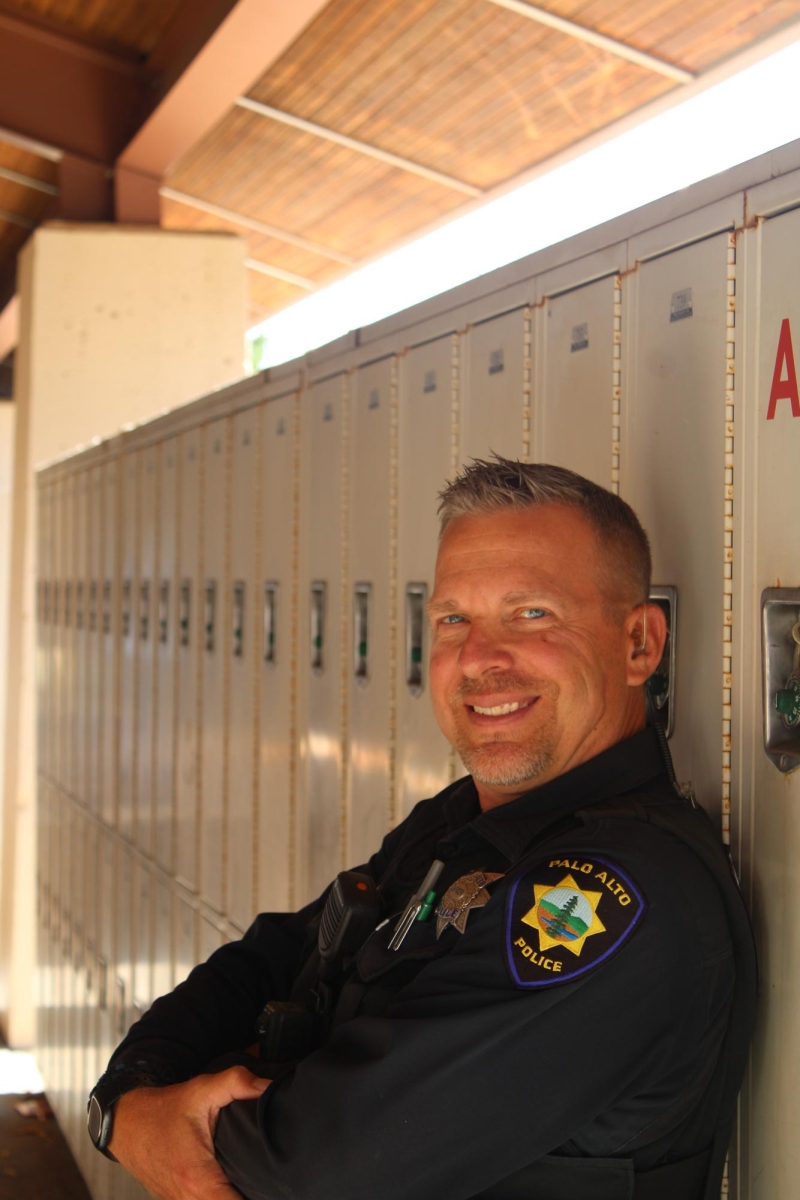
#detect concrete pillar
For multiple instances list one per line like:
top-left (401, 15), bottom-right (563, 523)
top-left (0, 222), bottom-right (245, 1045)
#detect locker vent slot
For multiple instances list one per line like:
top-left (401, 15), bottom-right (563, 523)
top-left (140, 580), bottom-right (151, 641)
top-left (103, 581), bottom-right (112, 635)
top-left (180, 579), bottom-right (191, 647)
top-left (122, 580), bottom-right (132, 638)
top-left (204, 581), bottom-right (217, 653)
top-left (405, 583), bottom-right (427, 697)
top-left (89, 580), bottom-right (98, 632)
top-left (64, 580), bottom-right (72, 628)
top-left (263, 582), bottom-right (278, 665)
top-left (354, 583), bottom-right (372, 685)
top-left (159, 580), bottom-right (170, 645)
top-left (311, 582), bottom-right (326, 675)
top-left (232, 581), bottom-right (245, 657)
top-left (75, 580), bottom-right (84, 630)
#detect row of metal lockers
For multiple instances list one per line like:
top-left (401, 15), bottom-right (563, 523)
top-left (35, 174), bottom-right (773, 1196)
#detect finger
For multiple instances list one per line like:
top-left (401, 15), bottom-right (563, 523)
top-left (200, 1065), bottom-right (273, 1107)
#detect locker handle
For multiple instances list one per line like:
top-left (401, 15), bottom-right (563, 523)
top-left (140, 580), bottom-right (151, 641)
top-left (115, 977), bottom-right (127, 1036)
top-left (263, 582), bottom-right (278, 665)
top-left (43, 580), bottom-right (50, 625)
top-left (205, 581), bottom-right (216, 653)
top-left (354, 583), bottom-right (372, 685)
top-left (232, 581), bottom-right (245, 658)
top-left (103, 581), bottom-right (112, 635)
top-left (159, 580), bottom-right (170, 645)
top-left (179, 579), bottom-right (191, 647)
top-left (76, 580), bottom-right (84, 631)
top-left (85, 938), bottom-right (95, 994)
top-left (310, 582), bottom-right (326, 675)
top-left (89, 580), bottom-right (98, 632)
top-left (64, 580), bottom-right (72, 628)
top-left (97, 956), bottom-right (108, 1011)
top-left (122, 579), bottom-right (132, 638)
top-left (405, 583), bottom-right (427, 697)
top-left (52, 580), bottom-right (59, 625)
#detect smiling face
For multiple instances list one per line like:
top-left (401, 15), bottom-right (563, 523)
top-left (428, 504), bottom-right (666, 810)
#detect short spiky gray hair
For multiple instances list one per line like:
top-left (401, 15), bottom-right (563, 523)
top-left (438, 457), bottom-right (651, 607)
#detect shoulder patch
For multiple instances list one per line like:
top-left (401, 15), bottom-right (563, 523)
top-left (504, 854), bottom-right (647, 989)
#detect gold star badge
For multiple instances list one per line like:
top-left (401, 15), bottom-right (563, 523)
top-left (521, 873), bottom-right (606, 957)
top-left (435, 870), bottom-right (504, 939)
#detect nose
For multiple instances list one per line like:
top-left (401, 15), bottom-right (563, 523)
top-left (457, 622), bottom-right (515, 678)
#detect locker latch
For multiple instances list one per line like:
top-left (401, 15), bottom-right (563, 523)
top-left (353, 583), bottom-right (371, 685)
top-left (645, 586), bottom-right (677, 738)
top-left (204, 581), bottom-right (216, 653)
top-left (263, 582), bottom-right (278, 665)
top-left (232, 581), bottom-right (245, 657)
top-left (311, 582), bottom-right (326, 674)
top-left (762, 588), bottom-right (800, 771)
top-left (159, 580), bottom-right (170, 645)
top-left (179, 579), bottom-right (191, 647)
top-left (405, 583), bottom-right (427, 697)
top-left (140, 580), bottom-right (150, 641)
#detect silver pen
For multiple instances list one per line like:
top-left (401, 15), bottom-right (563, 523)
top-left (388, 859), bottom-right (445, 952)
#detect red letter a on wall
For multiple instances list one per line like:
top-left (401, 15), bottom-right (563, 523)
top-left (767, 318), bottom-right (800, 419)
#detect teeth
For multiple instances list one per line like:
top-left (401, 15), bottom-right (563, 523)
top-left (472, 700), bottom-right (530, 716)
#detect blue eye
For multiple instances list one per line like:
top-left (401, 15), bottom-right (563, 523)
top-left (441, 613), bottom-right (465, 625)
top-left (521, 608), bottom-right (546, 619)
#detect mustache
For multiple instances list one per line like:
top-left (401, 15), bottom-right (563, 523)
top-left (453, 674), bottom-right (558, 703)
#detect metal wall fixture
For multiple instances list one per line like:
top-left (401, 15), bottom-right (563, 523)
top-left (405, 583), bottom-right (427, 697)
top-left (761, 588), bottom-right (800, 772)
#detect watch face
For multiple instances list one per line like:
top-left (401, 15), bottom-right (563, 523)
top-left (87, 1094), bottom-right (105, 1146)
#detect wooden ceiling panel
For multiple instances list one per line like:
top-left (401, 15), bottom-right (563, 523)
top-left (4, 0), bottom-right (188, 54)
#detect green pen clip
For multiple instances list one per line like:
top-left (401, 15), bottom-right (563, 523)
top-left (416, 889), bottom-right (437, 922)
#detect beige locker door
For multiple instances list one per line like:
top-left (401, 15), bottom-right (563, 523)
top-left (96, 828), bottom-right (115, 1076)
top-left (200, 418), bottom-right (231, 914)
top-left (227, 410), bottom-right (259, 930)
top-left (302, 373), bottom-right (348, 901)
top-left (100, 458), bottom-right (119, 828)
top-left (154, 440), bottom-right (179, 873)
top-left (136, 446), bottom-right (159, 855)
top-left (396, 336), bottom-right (456, 821)
top-left (36, 481), bottom-right (48, 779)
top-left (114, 843), bottom-right (135, 1045)
top-left (174, 895), bottom-right (198, 987)
top-left (200, 916), bottom-right (224, 961)
top-left (64, 476), bottom-right (78, 798)
top-left (133, 862), bottom-right (153, 1022)
top-left (621, 234), bottom-right (728, 814)
top-left (38, 783), bottom-right (53, 1088)
top-left (462, 308), bottom-right (528, 463)
top-left (258, 393), bottom-right (296, 913)
top-left (86, 466), bottom-right (103, 814)
top-left (81, 816), bottom-right (99, 1144)
top-left (52, 478), bottom-right (66, 790)
top-left (175, 429), bottom-right (202, 892)
top-left (119, 453), bottom-right (140, 842)
top-left (348, 358), bottom-right (394, 866)
top-left (740, 207), bottom-right (800, 1200)
top-left (73, 472), bottom-right (89, 807)
top-left (536, 275), bottom-right (617, 486)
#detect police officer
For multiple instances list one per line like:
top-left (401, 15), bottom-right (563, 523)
top-left (87, 459), bottom-right (757, 1200)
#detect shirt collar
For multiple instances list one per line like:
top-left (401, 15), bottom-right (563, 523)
top-left (442, 727), bottom-right (669, 863)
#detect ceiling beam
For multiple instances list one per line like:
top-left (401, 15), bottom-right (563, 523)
top-left (235, 97), bottom-right (483, 197)
top-left (0, 209), bottom-right (35, 231)
top-left (116, 0), bottom-right (333, 222)
top-left (0, 9), bottom-right (146, 166)
top-left (486, 0), bottom-right (695, 84)
top-left (160, 186), bottom-right (354, 265)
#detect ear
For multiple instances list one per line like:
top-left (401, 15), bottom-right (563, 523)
top-left (625, 602), bottom-right (667, 688)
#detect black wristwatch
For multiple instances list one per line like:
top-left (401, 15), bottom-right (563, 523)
top-left (87, 1069), bottom-right (165, 1159)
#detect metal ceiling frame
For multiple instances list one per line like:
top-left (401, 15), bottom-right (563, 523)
top-left (234, 96), bottom-right (483, 197)
top-left (0, 164), bottom-right (59, 197)
top-left (486, 0), bottom-right (695, 84)
top-left (0, 207), bottom-right (35, 230)
top-left (160, 185), bottom-right (354, 265)
top-left (244, 256), bottom-right (317, 290)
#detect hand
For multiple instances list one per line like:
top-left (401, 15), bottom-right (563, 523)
top-left (109, 1066), bottom-right (272, 1199)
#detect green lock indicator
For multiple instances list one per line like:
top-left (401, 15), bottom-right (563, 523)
top-left (411, 646), bottom-right (422, 665)
top-left (775, 677), bottom-right (800, 728)
top-left (416, 889), bottom-right (437, 922)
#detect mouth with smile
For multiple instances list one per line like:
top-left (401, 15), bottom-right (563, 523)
top-left (463, 695), bottom-right (539, 726)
